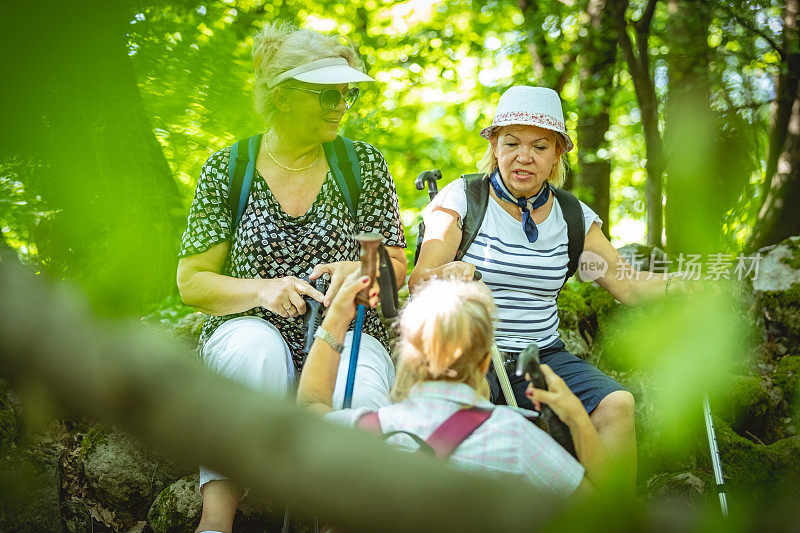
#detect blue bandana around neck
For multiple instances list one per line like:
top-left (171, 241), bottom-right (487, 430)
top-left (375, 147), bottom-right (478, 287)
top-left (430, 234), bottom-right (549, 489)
top-left (489, 169), bottom-right (551, 243)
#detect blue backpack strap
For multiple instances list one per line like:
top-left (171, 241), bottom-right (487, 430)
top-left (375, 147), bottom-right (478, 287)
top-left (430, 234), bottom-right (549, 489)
top-left (323, 135), bottom-right (362, 219)
top-left (227, 134), bottom-right (262, 229)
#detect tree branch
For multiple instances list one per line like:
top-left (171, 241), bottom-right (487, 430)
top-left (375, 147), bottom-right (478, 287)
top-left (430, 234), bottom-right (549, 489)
top-left (716, 3), bottom-right (785, 60)
top-left (633, 0), bottom-right (659, 33)
top-left (0, 255), bottom-right (561, 532)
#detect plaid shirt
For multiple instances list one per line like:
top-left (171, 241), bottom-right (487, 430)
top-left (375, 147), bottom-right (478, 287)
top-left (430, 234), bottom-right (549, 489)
top-left (324, 381), bottom-right (584, 496)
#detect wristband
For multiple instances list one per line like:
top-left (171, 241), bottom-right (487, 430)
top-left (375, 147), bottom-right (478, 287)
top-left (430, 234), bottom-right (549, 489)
top-left (314, 327), bottom-right (345, 354)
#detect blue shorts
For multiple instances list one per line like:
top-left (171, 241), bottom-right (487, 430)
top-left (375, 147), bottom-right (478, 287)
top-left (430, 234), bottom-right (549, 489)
top-left (487, 340), bottom-right (626, 414)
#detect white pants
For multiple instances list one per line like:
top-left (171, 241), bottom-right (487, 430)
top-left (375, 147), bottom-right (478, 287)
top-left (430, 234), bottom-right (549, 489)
top-left (199, 316), bottom-right (395, 488)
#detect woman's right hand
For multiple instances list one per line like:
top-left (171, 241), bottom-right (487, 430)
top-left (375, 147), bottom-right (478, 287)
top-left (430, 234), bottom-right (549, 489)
top-left (259, 276), bottom-right (325, 318)
top-left (437, 260), bottom-right (477, 281)
top-left (525, 364), bottom-right (587, 427)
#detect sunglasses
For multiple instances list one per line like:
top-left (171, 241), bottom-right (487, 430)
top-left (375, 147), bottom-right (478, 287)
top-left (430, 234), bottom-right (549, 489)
top-left (286, 87), bottom-right (360, 110)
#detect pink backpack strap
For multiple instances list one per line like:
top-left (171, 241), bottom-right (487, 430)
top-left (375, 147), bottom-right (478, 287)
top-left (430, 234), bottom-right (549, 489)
top-left (356, 411), bottom-right (382, 434)
top-left (426, 408), bottom-right (493, 459)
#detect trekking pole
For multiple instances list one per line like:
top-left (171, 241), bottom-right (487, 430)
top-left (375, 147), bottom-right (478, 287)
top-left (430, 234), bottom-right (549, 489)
top-left (343, 233), bottom-right (382, 409)
top-left (516, 343), bottom-right (576, 457)
top-left (490, 346), bottom-right (517, 408)
top-left (415, 169), bottom-right (442, 201)
top-left (703, 393), bottom-right (729, 516)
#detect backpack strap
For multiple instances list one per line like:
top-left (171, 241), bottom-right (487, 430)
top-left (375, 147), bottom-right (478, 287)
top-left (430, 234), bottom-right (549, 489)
top-left (426, 408), bottom-right (493, 459)
top-left (227, 134), bottom-right (262, 229)
top-left (323, 135), bottom-right (362, 219)
top-left (550, 187), bottom-right (585, 282)
top-left (455, 173), bottom-right (489, 261)
top-left (358, 407), bottom-right (492, 460)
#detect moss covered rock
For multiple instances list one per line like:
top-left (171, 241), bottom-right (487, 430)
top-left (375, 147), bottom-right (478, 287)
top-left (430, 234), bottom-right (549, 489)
top-left (0, 379), bottom-right (22, 451)
top-left (148, 475), bottom-right (202, 533)
top-left (774, 355), bottom-right (800, 407)
top-left (80, 425), bottom-right (184, 520)
top-left (0, 448), bottom-right (61, 532)
top-left (757, 284), bottom-right (800, 345)
top-left (645, 471), bottom-right (709, 508)
top-left (557, 285), bottom-right (591, 331)
top-left (706, 421), bottom-right (800, 500)
top-left (714, 375), bottom-right (785, 442)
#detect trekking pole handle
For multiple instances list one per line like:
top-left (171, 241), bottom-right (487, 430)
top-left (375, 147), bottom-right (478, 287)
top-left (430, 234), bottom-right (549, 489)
top-left (415, 170), bottom-right (442, 201)
top-left (516, 343), bottom-right (577, 458)
top-left (355, 233), bottom-right (382, 306)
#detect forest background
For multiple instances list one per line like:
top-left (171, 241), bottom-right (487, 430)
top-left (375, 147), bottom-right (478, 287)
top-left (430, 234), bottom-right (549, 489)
top-left (1, 0), bottom-right (800, 529)
top-left (1, 0), bottom-right (799, 315)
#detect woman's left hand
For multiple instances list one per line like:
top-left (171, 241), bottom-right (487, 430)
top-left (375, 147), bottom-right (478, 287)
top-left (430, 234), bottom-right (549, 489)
top-left (310, 261), bottom-right (361, 307)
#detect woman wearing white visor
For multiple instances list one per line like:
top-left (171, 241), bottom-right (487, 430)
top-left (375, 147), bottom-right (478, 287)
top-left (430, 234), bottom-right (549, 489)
top-left (177, 21), bottom-right (406, 533)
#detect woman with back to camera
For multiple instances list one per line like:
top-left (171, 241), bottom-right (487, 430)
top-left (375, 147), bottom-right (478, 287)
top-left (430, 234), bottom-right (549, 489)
top-left (176, 21), bottom-right (406, 533)
top-left (410, 86), bottom-right (693, 491)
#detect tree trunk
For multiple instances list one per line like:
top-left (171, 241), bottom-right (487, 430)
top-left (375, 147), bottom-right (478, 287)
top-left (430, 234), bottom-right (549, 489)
top-left (518, 0), bottom-right (573, 93)
top-left (749, 0), bottom-right (800, 249)
top-left (0, 0), bottom-right (182, 314)
top-left (608, 0), bottom-right (665, 247)
top-left (663, 0), bottom-right (717, 254)
top-left (576, 0), bottom-right (617, 237)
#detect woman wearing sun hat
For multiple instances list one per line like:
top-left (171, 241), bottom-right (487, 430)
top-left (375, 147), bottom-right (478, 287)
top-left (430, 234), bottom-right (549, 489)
top-left (410, 86), bottom-right (687, 490)
top-left (177, 21), bottom-right (405, 533)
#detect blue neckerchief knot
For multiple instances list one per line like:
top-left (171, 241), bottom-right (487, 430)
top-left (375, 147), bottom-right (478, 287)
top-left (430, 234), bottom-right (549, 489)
top-left (489, 169), bottom-right (550, 243)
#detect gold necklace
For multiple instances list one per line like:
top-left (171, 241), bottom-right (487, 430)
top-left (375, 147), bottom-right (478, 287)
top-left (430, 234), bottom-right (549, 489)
top-left (265, 135), bottom-right (321, 172)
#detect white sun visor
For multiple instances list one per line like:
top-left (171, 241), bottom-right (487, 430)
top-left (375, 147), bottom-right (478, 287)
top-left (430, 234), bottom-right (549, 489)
top-left (267, 57), bottom-right (374, 88)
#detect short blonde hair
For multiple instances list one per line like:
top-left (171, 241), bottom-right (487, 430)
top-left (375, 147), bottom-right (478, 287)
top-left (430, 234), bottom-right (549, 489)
top-left (391, 280), bottom-right (496, 402)
top-left (252, 21), bottom-right (365, 125)
top-left (477, 127), bottom-right (569, 187)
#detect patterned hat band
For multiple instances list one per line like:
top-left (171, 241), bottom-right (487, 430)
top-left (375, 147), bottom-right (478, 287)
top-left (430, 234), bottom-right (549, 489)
top-left (480, 111), bottom-right (573, 151)
top-left (478, 86), bottom-right (574, 152)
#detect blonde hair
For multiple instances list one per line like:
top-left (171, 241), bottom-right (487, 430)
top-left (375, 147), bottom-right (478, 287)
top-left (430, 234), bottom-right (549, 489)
top-left (477, 127), bottom-right (569, 187)
top-left (252, 21), bottom-right (365, 124)
top-left (391, 280), bottom-right (496, 402)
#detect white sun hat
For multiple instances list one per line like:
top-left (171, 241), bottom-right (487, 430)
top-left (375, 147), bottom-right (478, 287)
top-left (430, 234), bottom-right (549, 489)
top-left (267, 57), bottom-right (375, 88)
top-left (479, 86), bottom-right (574, 152)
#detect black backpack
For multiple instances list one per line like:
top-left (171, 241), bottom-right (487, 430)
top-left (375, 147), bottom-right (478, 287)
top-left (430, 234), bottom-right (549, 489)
top-left (414, 173), bottom-right (585, 284)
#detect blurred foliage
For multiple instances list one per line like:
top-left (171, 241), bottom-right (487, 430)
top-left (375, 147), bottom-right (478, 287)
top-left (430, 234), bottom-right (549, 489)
top-left (1, 0), bottom-right (791, 296)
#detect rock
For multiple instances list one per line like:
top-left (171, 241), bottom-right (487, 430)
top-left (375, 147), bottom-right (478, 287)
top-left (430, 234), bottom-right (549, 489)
top-left (774, 355), bottom-right (800, 407)
top-left (645, 471), bottom-right (707, 507)
top-left (557, 285), bottom-right (592, 359)
top-left (0, 448), bottom-right (61, 532)
top-left (752, 238), bottom-right (800, 345)
top-left (148, 475), bottom-right (202, 533)
top-left (557, 286), bottom-right (591, 331)
top-left (81, 425), bottom-right (183, 520)
top-left (62, 501), bottom-right (92, 533)
top-left (714, 375), bottom-right (785, 443)
top-left (236, 494), bottom-right (290, 532)
top-left (0, 378), bottom-right (22, 450)
top-left (707, 421), bottom-right (800, 500)
top-left (616, 243), bottom-right (668, 272)
top-left (147, 474), bottom-right (289, 533)
top-left (751, 237), bottom-right (800, 293)
top-left (558, 327), bottom-right (591, 360)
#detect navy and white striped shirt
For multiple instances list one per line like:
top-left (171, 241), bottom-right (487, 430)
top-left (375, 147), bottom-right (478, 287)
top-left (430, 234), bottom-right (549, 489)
top-left (425, 179), bottom-right (600, 353)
